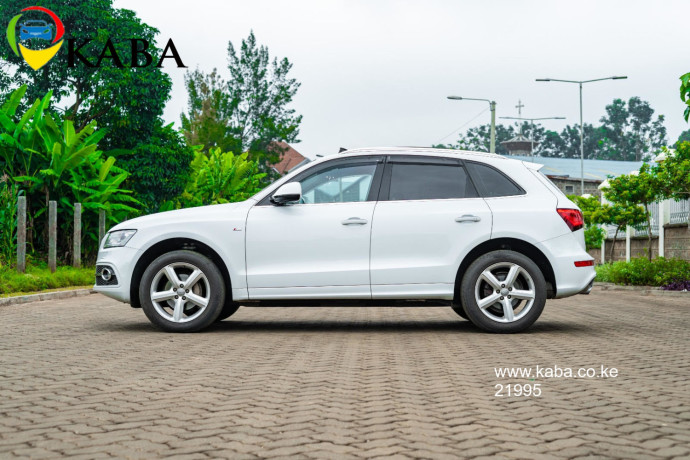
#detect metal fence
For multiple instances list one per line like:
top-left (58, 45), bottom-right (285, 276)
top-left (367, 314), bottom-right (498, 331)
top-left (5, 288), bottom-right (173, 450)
top-left (605, 199), bottom-right (690, 240)
top-left (670, 199), bottom-right (690, 225)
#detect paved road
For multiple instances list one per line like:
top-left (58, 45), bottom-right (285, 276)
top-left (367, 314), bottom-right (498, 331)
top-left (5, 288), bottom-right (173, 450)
top-left (1, 289), bottom-right (689, 459)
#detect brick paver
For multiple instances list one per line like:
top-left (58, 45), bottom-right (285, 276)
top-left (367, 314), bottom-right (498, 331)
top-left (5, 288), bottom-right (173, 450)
top-left (1, 289), bottom-right (688, 459)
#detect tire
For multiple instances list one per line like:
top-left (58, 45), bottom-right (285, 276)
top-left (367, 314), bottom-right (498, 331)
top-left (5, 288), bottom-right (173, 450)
top-left (460, 250), bottom-right (546, 333)
top-left (139, 250), bottom-right (226, 332)
top-left (216, 302), bottom-right (240, 322)
top-left (451, 305), bottom-right (468, 320)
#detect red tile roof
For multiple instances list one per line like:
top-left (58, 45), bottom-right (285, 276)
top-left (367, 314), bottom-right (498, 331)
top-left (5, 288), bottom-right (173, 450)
top-left (271, 142), bottom-right (308, 174)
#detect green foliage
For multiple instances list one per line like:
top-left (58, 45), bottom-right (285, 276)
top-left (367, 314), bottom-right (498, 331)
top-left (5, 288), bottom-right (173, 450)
top-left (181, 31), bottom-right (302, 176)
top-left (0, 262), bottom-right (94, 295)
top-left (653, 142), bottom-right (690, 201)
top-left (176, 148), bottom-right (266, 208)
top-left (676, 129), bottom-right (690, 146)
top-left (568, 195), bottom-right (609, 250)
top-left (0, 86), bottom-right (139, 262)
top-left (597, 97), bottom-right (667, 161)
top-left (117, 124), bottom-right (195, 213)
top-left (596, 257), bottom-right (690, 286)
top-left (0, 176), bottom-right (19, 266)
top-left (0, 0), bottom-right (172, 150)
top-left (583, 225), bottom-right (605, 250)
top-left (681, 72), bottom-right (690, 122)
top-left (603, 164), bottom-right (663, 260)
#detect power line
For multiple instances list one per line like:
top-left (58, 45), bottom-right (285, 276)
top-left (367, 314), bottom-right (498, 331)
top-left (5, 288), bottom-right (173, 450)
top-left (435, 107), bottom-right (490, 144)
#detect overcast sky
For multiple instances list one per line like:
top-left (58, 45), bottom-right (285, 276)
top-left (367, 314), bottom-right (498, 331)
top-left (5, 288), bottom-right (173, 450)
top-left (115, 0), bottom-right (688, 159)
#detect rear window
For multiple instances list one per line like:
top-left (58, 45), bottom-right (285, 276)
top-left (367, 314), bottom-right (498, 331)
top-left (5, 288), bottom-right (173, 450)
top-left (388, 163), bottom-right (477, 201)
top-left (466, 162), bottom-right (524, 197)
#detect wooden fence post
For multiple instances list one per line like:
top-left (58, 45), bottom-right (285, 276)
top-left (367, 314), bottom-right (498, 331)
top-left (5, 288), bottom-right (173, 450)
top-left (73, 203), bottom-right (81, 268)
top-left (98, 209), bottom-right (106, 247)
top-left (48, 201), bottom-right (57, 273)
top-left (16, 196), bottom-right (26, 273)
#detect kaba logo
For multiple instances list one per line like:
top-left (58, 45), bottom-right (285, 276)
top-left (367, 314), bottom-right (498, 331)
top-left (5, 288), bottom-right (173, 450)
top-left (6, 6), bottom-right (186, 70)
top-left (67, 38), bottom-right (187, 68)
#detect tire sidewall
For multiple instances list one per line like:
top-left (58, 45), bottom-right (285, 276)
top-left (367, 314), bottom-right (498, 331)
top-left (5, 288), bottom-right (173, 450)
top-left (461, 250), bottom-right (546, 333)
top-left (139, 250), bottom-right (226, 332)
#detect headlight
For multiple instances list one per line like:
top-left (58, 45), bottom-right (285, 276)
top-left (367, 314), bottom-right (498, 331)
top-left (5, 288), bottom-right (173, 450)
top-left (104, 230), bottom-right (137, 248)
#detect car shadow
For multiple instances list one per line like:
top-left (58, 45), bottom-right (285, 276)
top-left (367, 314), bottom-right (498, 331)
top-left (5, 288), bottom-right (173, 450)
top-left (95, 317), bottom-right (589, 335)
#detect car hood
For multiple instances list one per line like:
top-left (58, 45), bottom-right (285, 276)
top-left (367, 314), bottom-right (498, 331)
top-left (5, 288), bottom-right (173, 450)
top-left (110, 201), bottom-right (250, 232)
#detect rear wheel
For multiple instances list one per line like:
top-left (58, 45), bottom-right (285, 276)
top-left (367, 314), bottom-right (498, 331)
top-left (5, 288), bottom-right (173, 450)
top-left (140, 250), bottom-right (225, 332)
top-left (460, 250), bottom-right (546, 333)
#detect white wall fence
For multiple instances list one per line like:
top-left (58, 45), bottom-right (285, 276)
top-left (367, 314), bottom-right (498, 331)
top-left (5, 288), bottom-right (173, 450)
top-left (601, 198), bottom-right (690, 263)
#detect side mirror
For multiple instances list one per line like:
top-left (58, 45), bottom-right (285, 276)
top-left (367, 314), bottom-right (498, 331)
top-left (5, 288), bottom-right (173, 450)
top-left (270, 182), bottom-right (302, 206)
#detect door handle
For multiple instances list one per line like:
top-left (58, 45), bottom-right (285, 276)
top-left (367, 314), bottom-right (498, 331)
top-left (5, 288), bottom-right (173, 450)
top-left (341, 217), bottom-right (368, 225)
top-left (455, 215), bottom-right (481, 223)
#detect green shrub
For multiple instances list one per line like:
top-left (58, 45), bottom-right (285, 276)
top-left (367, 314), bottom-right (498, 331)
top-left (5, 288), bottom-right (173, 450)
top-left (0, 263), bottom-right (94, 295)
top-left (596, 257), bottom-right (690, 286)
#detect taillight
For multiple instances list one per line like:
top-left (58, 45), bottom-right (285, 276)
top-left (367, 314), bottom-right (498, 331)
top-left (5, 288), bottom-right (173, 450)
top-left (574, 260), bottom-right (594, 267)
top-left (557, 208), bottom-right (584, 232)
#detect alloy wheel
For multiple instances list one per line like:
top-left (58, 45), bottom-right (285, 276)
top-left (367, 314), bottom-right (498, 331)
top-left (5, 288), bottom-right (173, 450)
top-left (474, 262), bottom-right (536, 323)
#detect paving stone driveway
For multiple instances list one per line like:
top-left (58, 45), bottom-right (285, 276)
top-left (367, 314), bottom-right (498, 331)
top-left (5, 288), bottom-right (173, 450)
top-left (1, 289), bottom-right (689, 459)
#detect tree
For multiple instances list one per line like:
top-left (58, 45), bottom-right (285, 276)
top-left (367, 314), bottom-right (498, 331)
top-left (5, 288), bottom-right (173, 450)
top-left (181, 31), bottom-right (302, 175)
top-left (598, 97), bottom-right (667, 161)
top-left (604, 166), bottom-right (663, 260)
top-left (117, 124), bottom-right (196, 214)
top-left (539, 124), bottom-right (607, 159)
top-left (681, 72), bottom-right (690, 122)
top-left (570, 195), bottom-right (609, 250)
top-left (676, 129), bottom-right (690, 147)
top-left (654, 142), bottom-right (690, 201)
top-left (180, 69), bottom-right (230, 152)
top-left (0, 0), bottom-right (172, 150)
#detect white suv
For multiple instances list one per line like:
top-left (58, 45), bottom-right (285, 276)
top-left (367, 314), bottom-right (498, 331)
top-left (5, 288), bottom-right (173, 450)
top-left (95, 147), bottom-right (595, 333)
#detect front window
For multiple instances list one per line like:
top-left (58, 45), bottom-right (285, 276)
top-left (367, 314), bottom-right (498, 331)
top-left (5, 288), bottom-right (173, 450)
top-left (299, 163), bottom-right (377, 204)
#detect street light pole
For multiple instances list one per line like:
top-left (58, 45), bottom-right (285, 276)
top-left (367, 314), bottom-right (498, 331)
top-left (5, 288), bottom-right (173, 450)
top-left (579, 82), bottom-right (584, 196)
top-left (536, 76), bottom-right (627, 194)
top-left (447, 96), bottom-right (497, 153)
top-left (489, 101), bottom-right (496, 154)
top-left (499, 116), bottom-right (566, 158)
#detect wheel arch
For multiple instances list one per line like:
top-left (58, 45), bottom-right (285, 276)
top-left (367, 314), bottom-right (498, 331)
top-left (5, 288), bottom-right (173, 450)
top-left (130, 238), bottom-right (232, 308)
top-left (454, 238), bottom-right (557, 302)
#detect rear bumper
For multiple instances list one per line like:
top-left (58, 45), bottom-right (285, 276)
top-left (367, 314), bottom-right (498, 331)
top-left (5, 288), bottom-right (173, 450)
top-left (579, 279), bottom-right (594, 295)
top-left (538, 232), bottom-right (596, 299)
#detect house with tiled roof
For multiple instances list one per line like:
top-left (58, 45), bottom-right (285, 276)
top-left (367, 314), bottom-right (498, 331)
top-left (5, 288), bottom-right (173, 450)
top-left (270, 142), bottom-right (310, 175)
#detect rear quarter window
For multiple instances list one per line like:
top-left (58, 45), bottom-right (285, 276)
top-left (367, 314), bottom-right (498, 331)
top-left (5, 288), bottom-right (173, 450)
top-left (466, 162), bottom-right (524, 197)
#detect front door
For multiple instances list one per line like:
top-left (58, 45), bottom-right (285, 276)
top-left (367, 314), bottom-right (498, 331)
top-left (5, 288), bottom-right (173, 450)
top-left (246, 157), bottom-right (383, 299)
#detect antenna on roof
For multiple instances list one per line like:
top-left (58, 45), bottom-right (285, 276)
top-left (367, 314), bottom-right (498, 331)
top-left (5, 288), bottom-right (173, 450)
top-left (338, 147), bottom-right (347, 153)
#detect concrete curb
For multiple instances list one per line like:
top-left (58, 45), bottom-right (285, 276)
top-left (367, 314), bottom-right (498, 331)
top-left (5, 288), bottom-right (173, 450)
top-left (594, 282), bottom-right (689, 297)
top-left (0, 289), bottom-right (96, 307)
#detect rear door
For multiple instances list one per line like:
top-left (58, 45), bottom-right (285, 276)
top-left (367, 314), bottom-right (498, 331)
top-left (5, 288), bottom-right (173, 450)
top-left (369, 156), bottom-right (492, 299)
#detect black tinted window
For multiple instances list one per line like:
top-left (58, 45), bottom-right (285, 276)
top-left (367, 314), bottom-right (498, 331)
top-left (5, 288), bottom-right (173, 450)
top-left (388, 163), bottom-right (477, 200)
top-left (466, 162), bottom-right (523, 197)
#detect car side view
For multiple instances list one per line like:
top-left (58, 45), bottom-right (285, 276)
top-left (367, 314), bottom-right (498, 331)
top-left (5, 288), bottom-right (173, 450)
top-left (19, 20), bottom-right (52, 41)
top-left (94, 147), bottom-right (595, 333)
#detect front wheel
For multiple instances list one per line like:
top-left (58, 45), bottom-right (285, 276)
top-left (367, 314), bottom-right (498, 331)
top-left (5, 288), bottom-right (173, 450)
top-left (140, 250), bottom-right (226, 332)
top-left (460, 250), bottom-right (546, 333)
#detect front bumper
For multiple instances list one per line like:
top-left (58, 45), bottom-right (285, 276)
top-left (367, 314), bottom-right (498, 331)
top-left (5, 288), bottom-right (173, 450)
top-left (93, 246), bottom-right (140, 303)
